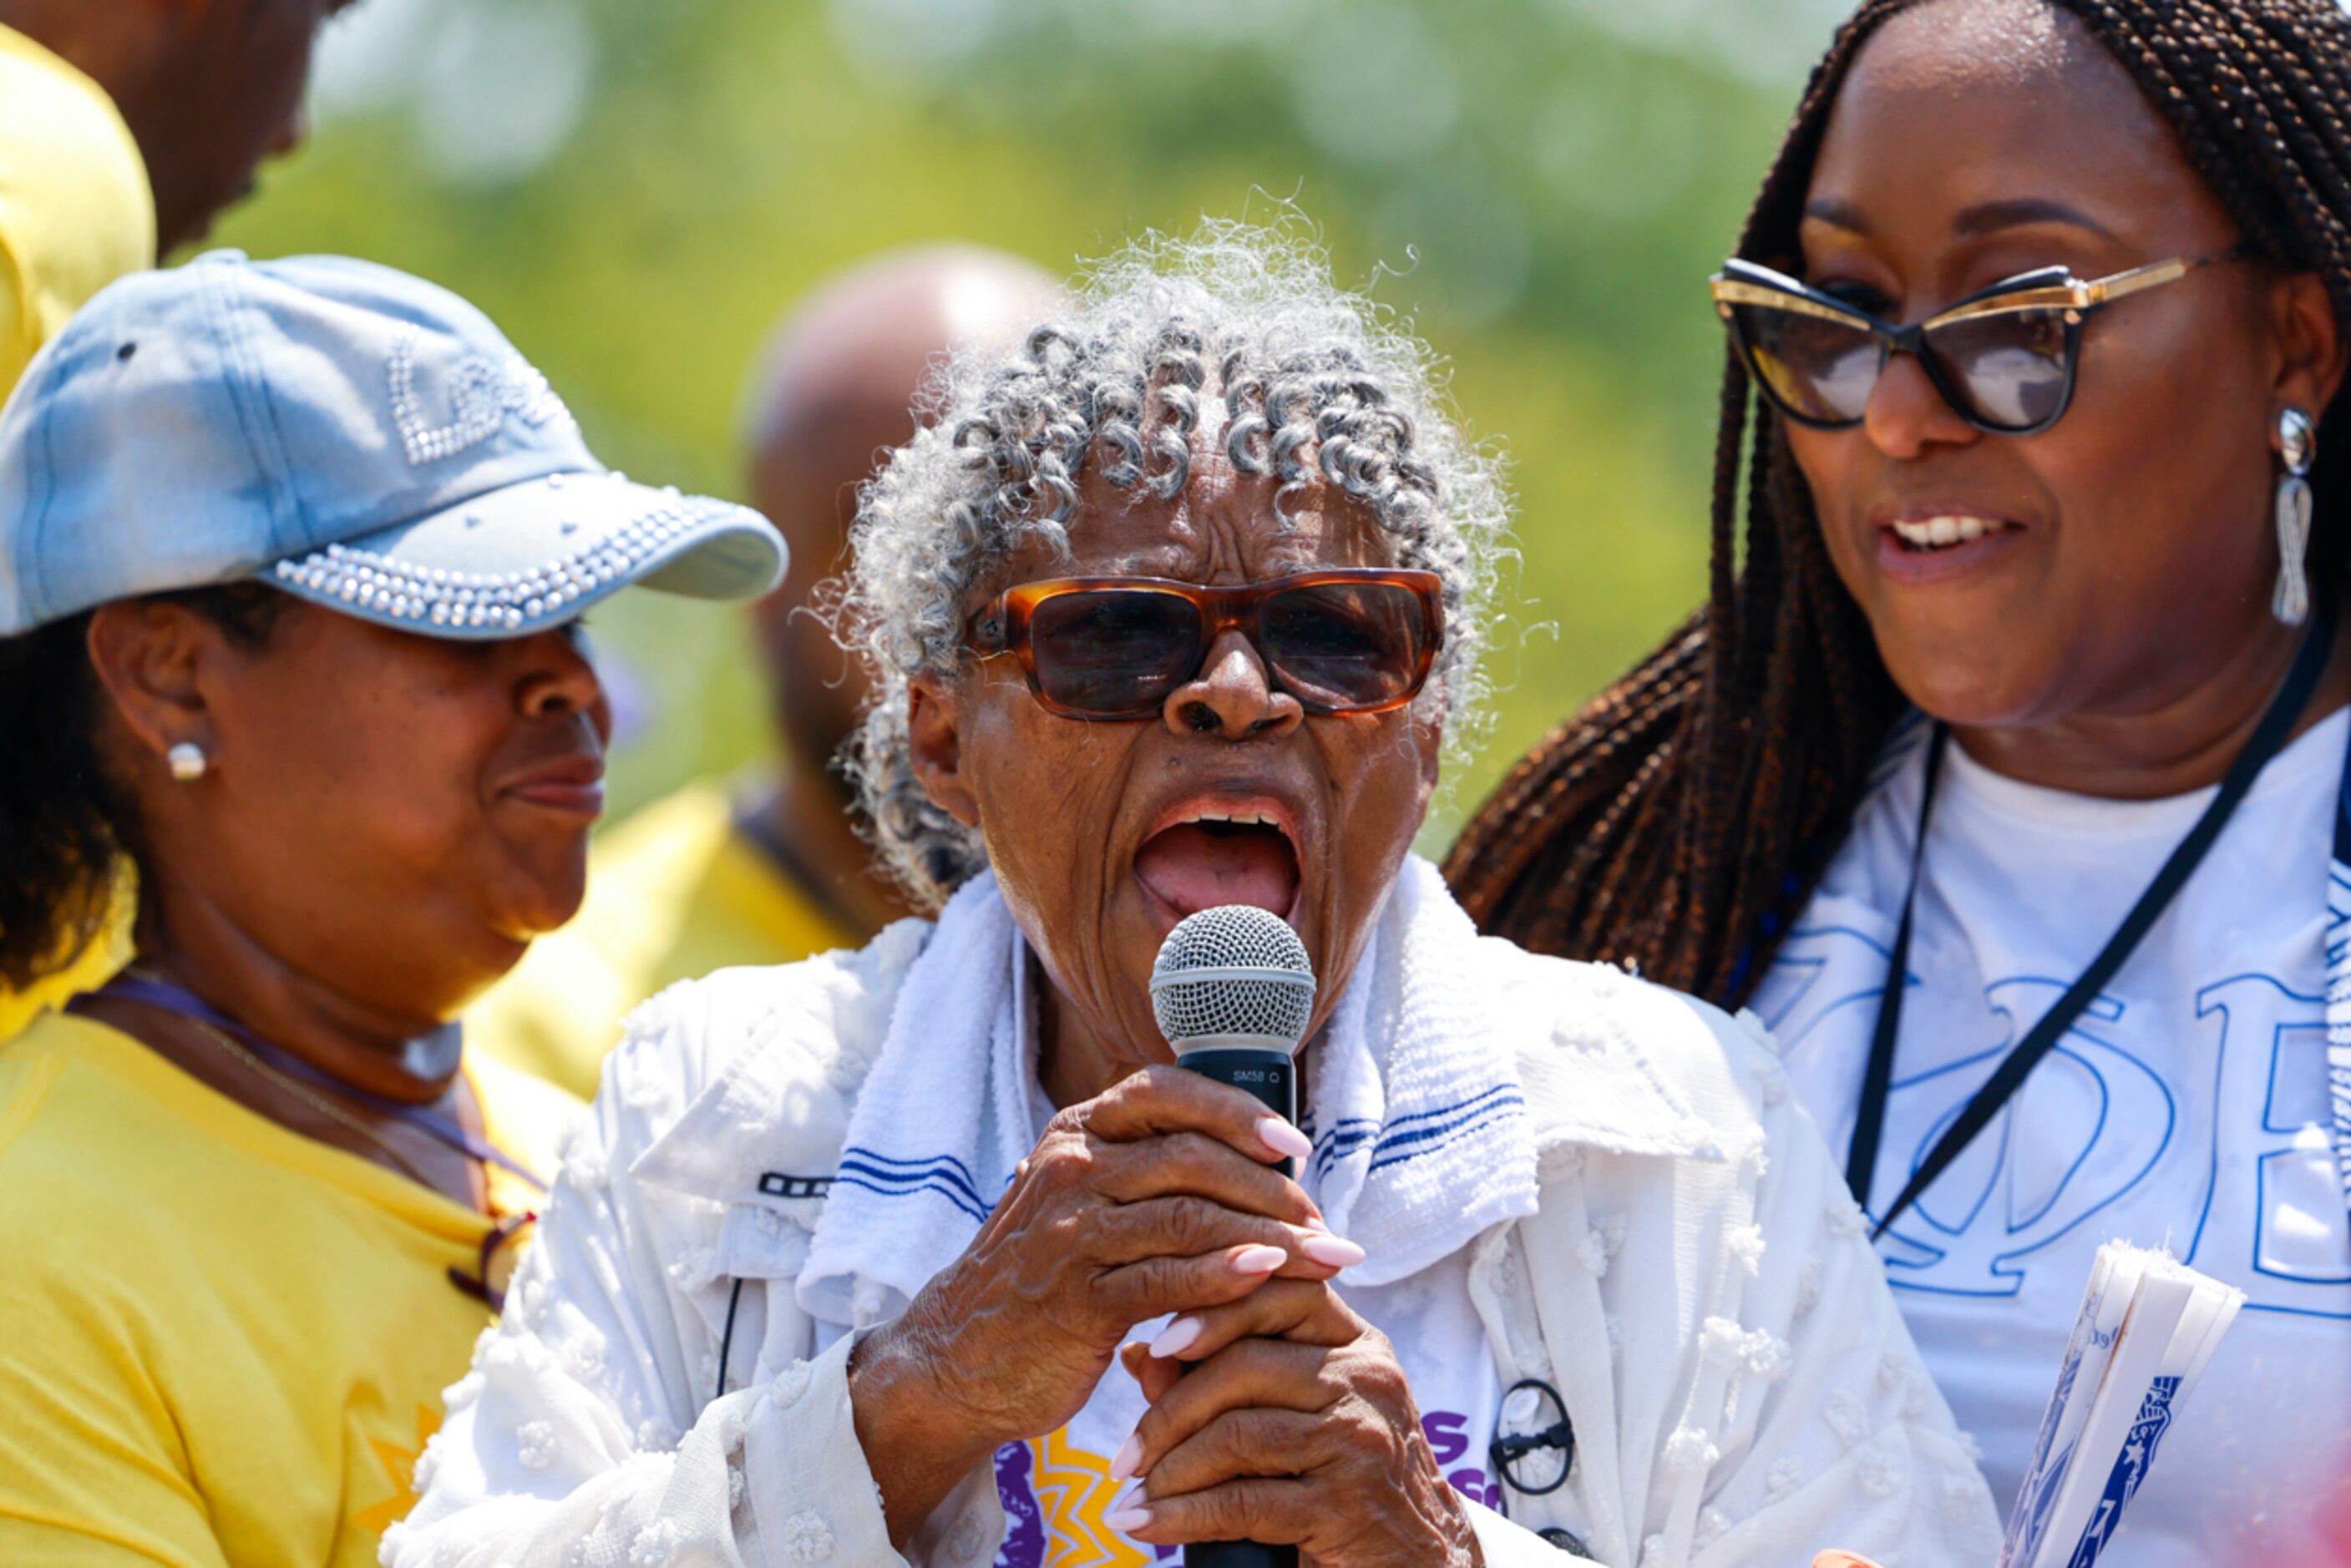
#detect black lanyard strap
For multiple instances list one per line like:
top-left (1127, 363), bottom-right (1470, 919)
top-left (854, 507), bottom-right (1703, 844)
top-left (1848, 599), bottom-right (2338, 1239)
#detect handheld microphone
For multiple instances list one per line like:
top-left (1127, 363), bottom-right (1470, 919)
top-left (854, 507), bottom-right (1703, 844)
top-left (1150, 905), bottom-right (1315, 1568)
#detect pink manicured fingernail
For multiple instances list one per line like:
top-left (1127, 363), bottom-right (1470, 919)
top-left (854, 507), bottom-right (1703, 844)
top-left (1300, 1232), bottom-right (1366, 1268)
top-left (1109, 1432), bottom-right (1143, 1482)
top-left (1232, 1242), bottom-right (1288, 1275)
top-left (1150, 1316), bottom-right (1203, 1358)
top-left (1104, 1502), bottom-right (1153, 1533)
top-left (1257, 1116), bottom-right (1313, 1161)
top-left (1302, 1215), bottom-right (1330, 1232)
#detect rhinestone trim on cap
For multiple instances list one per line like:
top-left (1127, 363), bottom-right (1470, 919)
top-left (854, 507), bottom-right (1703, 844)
top-left (388, 325), bottom-right (574, 467)
top-left (270, 493), bottom-right (744, 631)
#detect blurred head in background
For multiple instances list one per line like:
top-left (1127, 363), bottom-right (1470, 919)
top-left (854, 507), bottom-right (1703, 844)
top-left (458, 244), bottom-right (1058, 1100)
top-left (739, 243), bottom-right (1060, 933)
top-left (0, 0), bottom-right (352, 254)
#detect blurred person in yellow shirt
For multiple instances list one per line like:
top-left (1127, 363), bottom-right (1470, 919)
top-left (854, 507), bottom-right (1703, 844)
top-left (0, 0), bottom-right (355, 1043)
top-left (0, 254), bottom-right (786, 1561)
top-left (0, 0), bottom-right (352, 387)
top-left (469, 245), bottom-right (1059, 1097)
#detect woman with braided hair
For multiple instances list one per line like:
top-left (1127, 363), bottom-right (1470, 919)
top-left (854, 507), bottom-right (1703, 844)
top-left (1449, 0), bottom-right (2351, 1556)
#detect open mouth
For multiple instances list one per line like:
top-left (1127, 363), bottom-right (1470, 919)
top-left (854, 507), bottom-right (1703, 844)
top-left (1134, 810), bottom-right (1303, 920)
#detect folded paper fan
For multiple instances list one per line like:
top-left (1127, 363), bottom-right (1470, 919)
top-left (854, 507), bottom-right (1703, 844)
top-left (1998, 1242), bottom-right (2244, 1568)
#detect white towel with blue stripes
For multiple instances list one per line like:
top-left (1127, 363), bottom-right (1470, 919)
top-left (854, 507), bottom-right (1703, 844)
top-left (795, 854), bottom-right (1538, 1327)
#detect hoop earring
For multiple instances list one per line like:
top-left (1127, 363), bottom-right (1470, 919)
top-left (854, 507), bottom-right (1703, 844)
top-left (167, 742), bottom-right (207, 781)
top-left (2274, 407), bottom-right (2317, 627)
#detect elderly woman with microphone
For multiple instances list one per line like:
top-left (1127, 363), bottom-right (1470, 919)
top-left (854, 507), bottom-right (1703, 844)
top-left (395, 226), bottom-right (1992, 1568)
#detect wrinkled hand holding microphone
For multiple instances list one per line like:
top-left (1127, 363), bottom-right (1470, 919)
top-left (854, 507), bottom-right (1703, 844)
top-left (1147, 905), bottom-right (1319, 1568)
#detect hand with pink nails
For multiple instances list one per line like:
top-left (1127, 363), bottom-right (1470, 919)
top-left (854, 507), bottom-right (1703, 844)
top-left (1106, 1278), bottom-right (1482, 1567)
top-left (846, 1065), bottom-right (1347, 1548)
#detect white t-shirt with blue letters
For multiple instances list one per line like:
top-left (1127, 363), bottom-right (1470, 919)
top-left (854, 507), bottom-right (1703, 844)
top-left (1756, 711), bottom-right (2351, 1565)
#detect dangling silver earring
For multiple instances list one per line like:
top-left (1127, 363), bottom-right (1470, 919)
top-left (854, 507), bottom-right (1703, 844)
top-left (2273, 407), bottom-right (2317, 626)
top-left (167, 742), bottom-right (207, 781)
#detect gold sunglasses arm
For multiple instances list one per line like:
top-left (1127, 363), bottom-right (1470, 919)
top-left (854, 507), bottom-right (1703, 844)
top-left (1710, 276), bottom-right (1869, 326)
top-left (1919, 277), bottom-right (2101, 326)
top-left (1929, 251), bottom-right (2227, 326)
top-left (1714, 272), bottom-right (2094, 330)
top-left (2080, 255), bottom-right (2193, 306)
top-left (1720, 245), bottom-right (2245, 330)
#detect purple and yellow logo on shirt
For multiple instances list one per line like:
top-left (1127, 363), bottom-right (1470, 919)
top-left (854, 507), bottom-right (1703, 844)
top-left (995, 1430), bottom-right (1155, 1567)
top-left (992, 1411), bottom-right (1498, 1566)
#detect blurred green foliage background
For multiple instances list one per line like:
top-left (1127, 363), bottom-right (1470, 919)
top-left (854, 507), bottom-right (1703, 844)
top-left (217, 0), bottom-right (1851, 851)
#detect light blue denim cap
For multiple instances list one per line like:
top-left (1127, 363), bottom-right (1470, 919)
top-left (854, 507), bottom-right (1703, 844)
top-left (0, 250), bottom-right (785, 638)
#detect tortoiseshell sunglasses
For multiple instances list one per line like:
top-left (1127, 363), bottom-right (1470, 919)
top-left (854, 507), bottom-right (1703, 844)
top-left (1710, 245), bottom-right (2255, 435)
top-left (965, 569), bottom-right (1444, 720)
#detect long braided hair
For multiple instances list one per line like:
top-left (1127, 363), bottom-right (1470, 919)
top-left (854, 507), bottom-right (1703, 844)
top-left (1444, 0), bottom-right (2351, 1005)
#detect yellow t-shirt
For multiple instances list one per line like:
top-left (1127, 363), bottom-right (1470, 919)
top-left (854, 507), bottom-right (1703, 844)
top-left (0, 22), bottom-right (155, 1044)
top-left (0, 870), bottom-right (134, 1049)
top-left (0, 22), bottom-right (154, 397)
top-left (469, 781), bottom-right (859, 1099)
top-left (0, 1013), bottom-right (580, 1565)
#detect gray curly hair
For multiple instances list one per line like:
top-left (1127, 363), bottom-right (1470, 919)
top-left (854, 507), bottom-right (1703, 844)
top-left (838, 220), bottom-right (1511, 910)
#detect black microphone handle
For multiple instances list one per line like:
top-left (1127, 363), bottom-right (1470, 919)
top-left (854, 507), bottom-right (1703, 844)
top-left (1183, 1541), bottom-right (1300, 1568)
top-left (1175, 1045), bottom-right (1298, 1178)
top-left (1173, 1046), bottom-right (1301, 1568)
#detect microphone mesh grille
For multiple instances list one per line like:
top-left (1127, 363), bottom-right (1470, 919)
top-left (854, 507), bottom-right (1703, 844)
top-left (1150, 904), bottom-right (1316, 1049)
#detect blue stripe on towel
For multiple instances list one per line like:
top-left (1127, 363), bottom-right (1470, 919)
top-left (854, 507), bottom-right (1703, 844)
top-left (1368, 1090), bottom-right (1528, 1171)
top-left (1311, 1085), bottom-right (1527, 1176)
top-left (832, 1168), bottom-right (992, 1223)
top-left (841, 1147), bottom-right (985, 1203)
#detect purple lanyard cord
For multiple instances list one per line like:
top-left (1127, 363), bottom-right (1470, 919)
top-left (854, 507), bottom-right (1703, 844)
top-left (77, 974), bottom-right (547, 1193)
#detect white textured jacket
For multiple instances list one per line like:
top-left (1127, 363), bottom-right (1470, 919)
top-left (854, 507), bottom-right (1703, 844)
top-left (388, 890), bottom-right (1999, 1568)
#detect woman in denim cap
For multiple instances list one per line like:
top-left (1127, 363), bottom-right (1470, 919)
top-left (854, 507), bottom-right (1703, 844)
top-left (0, 251), bottom-right (783, 1563)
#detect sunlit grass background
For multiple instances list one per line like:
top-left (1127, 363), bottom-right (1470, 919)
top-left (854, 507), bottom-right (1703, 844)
top-left (218, 0), bottom-right (1852, 851)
